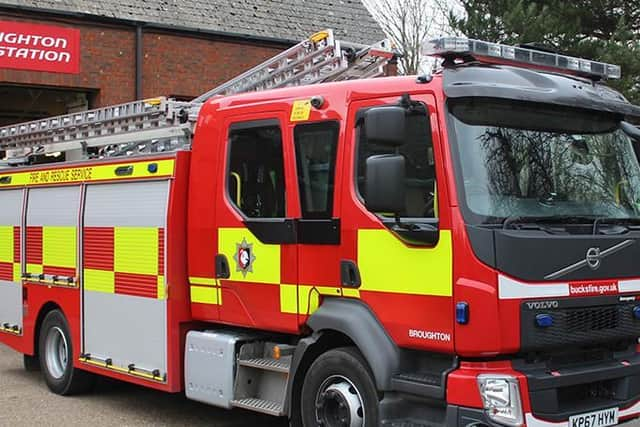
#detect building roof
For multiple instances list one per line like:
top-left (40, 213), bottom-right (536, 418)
top-left (0, 0), bottom-right (384, 45)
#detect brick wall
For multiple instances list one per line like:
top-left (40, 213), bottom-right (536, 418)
top-left (0, 12), bottom-right (287, 107)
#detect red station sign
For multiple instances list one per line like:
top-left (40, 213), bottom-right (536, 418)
top-left (0, 21), bottom-right (80, 74)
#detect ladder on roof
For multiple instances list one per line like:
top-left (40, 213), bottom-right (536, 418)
top-left (0, 29), bottom-right (395, 165)
top-left (194, 29), bottom-right (394, 101)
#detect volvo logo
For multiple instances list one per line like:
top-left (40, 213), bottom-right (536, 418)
top-left (544, 239), bottom-right (635, 280)
top-left (585, 247), bottom-right (601, 270)
top-left (526, 301), bottom-right (559, 310)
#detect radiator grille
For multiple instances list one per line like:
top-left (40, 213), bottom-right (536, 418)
top-left (521, 302), bottom-right (640, 351)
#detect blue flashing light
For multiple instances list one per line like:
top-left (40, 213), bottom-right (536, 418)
top-left (148, 163), bottom-right (158, 173)
top-left (456, 302), bottom-right (469, 325)
top-left (535, 314), bottom-right (554, 328)
top-left (633, 306), bottom-right (640, 320)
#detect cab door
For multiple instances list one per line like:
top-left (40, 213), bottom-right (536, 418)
top-left (337, 93), bottom-right (455, 354)
top-left (215, 111), bottom-right (299, 333)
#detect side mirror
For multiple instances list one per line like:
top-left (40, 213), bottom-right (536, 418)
top-left (364, 106), bottom-right (406, 146)
top-left (621, 121), bottom-right (640, 142)
top-left (365, 154), bottom-right (405, 214)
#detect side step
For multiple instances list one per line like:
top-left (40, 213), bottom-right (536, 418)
top-left (184, 331), bottom-right (293, 417)
top-left (231, 397), bottom-right (284, 416)
top-left (391, 372), bottom-right (445, 399)
top-left (238, 357), bottom-right (291, 373)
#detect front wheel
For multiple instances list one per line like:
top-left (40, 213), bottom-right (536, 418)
top-left (301, 347), bottom-right (379, 427)
top-left (38, 309), bottom-right (94, 395)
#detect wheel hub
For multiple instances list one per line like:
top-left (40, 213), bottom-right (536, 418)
top-left (44, 326), bottom-right (68, 379)
top-left (315, 376), bottom-right (364, 427)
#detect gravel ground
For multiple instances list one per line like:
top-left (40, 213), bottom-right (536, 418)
top-left (0, 344), bottom-right (288, 427)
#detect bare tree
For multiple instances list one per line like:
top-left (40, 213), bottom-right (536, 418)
top-left (364, 0), bottom-right (457, 74)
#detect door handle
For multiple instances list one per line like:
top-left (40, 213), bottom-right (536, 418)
top-left (215, 254), bottom-right (230, 279)
top-left (340, 260), bottom-right (361, 288)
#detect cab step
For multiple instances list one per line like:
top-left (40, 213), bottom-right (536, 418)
top-left (392, 372), bottom-right (444, 399)
top-left (231, 397), bottom-right (284, 416)
top-left (238, 357), bottom-right (291, 373)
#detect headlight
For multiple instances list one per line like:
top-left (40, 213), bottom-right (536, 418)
top-left (477, 375), bottom-right (524, 426)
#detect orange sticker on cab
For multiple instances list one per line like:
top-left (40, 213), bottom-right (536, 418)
top-left (290, 99), bottom-right (311, 122)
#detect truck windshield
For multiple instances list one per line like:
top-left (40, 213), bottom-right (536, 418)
top-left (448, 98), bottom-right (640, 224)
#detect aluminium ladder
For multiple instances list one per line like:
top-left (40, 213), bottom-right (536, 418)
top-left (0, 29), bottom-right (395, 164)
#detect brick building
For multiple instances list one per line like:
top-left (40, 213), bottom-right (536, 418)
top-left (0, 0), bottom-right (383, 125)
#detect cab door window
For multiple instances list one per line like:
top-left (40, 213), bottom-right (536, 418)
top-left (356, 103), bottom-right (437, 218)
top-left (227, 120), bottom-right (285, 218)
top-left (294, 122), bottom-right (339, 219)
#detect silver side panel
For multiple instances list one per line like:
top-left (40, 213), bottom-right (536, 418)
top-left (0, 189), bottom-right (22, 224)
top-left (82, 180), bottom-right (169, 377)
top-left (84, 181), bottom-right (168, 227)
top-left (0, 189), bottom-right (23, 330)
top-left (185, 331), bottom-right (243, 409)
top-left (26, 186), bottom-right (80, 226)
top-left (84, 292), bottom-right (167, 373)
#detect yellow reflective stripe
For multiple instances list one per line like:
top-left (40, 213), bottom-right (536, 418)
top-left (342, 288), bottom-right (360, 298)
top-left (83, 269), bottom-right (115, 293)
top-left (26, 263), bottom-right (43, 275)
top-left (218, 228), bottom-right (280, 284)
top-left (280, 284), bottom-right (341, 315)
top-left (13, 263), bottom-right (21, 282)
top-left (190, 285), bottom-right (219, 305)
top-left (79, 358), bottom-right (165, 382)
top-left (358, 229), bottom-right (453, 297)
top-left (0, 226), bottom-right (13, 262)
top-left (189, 276), bottom-right (216, 286)
top-left (114, 227), bottom-right (158, 275)
top-left (157, 276), bottom-right (166, 300)
top-left (0, 159), bottom-right (175, 188)
top-left (0, 325), bottom-right (21, 335)
top-left (43, 226), bottom-right (76, 268)
top-left (280, 284), bottom-right (297, 314)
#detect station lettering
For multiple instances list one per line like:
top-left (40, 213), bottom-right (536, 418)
top-left (29, 167), bottom-right (92, 184)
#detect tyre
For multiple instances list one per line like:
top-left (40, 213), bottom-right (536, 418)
top-left (23, 354), bottom-right (40, 371)
top-left (301, 347), bottom-right (379, 427)
top-left (38, 309), bottom-right (95, 395)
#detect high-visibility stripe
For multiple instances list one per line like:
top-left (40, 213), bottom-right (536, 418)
top-left (0, 262), bottom-right (12, 282)
top-left (114, 227), bottom-right (158, 276)
top-left (79, 357), bottom-right (165, 383)
top-left (84, 268), bottom-right (115, 293)
top-left (0, 159), bottom-right (175, 188)
top-left (0, 226), bottom-right (13, 262)
top-left (157, 276), bottom-right (166, 300)
top-left (26, 226), bottom-right (42, 266)
top-left (43, 226), bottom-right (76, 268)
top-left (189, 276), bottom-right (216, 286)
top-left (26, 263), bottom-right (43, 275)
top-left (280, 284), bottom-right (342, 315)
top-left (13, 263), bottom-right (20, 282)
top-left (13, 226), bottom-right (19, 263)
top-left (358, 229), bottom-right (453, 297)
top-left (84, 227), bottom-right (114, 270)
top-left (218, 228), bottom-right (280, 284)
top-left (114, 272), bottom-right (158, 298)
top-left (498, 275), bottom-right (569, 300)
top-left (190, 285), bottom-right (219, 305)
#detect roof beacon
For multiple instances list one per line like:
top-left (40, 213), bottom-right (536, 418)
top-left (422, 37), bottom-right (622, 80)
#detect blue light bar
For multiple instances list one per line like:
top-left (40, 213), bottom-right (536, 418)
top-left (422, 37), bottom-right (621, 80)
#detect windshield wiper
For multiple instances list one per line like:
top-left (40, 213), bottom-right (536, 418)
top-left (503, 215), bottom-right (636, 235)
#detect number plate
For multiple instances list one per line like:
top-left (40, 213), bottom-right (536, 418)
top-left (569, 408), bottom-right (619, 427)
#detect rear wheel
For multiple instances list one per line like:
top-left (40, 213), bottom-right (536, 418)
top-left (23, 354), bottom-right (40, 371)
top-left (38, 309), bottom-right (94, 395)
top-left (301, 347), bottom-right (379, 427)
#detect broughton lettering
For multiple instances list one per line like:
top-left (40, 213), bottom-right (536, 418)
top-left (408, 329), bottom-right (451, 342)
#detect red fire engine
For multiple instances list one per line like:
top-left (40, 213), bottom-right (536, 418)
top-left (0, 30), bottom-right (639, 427)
